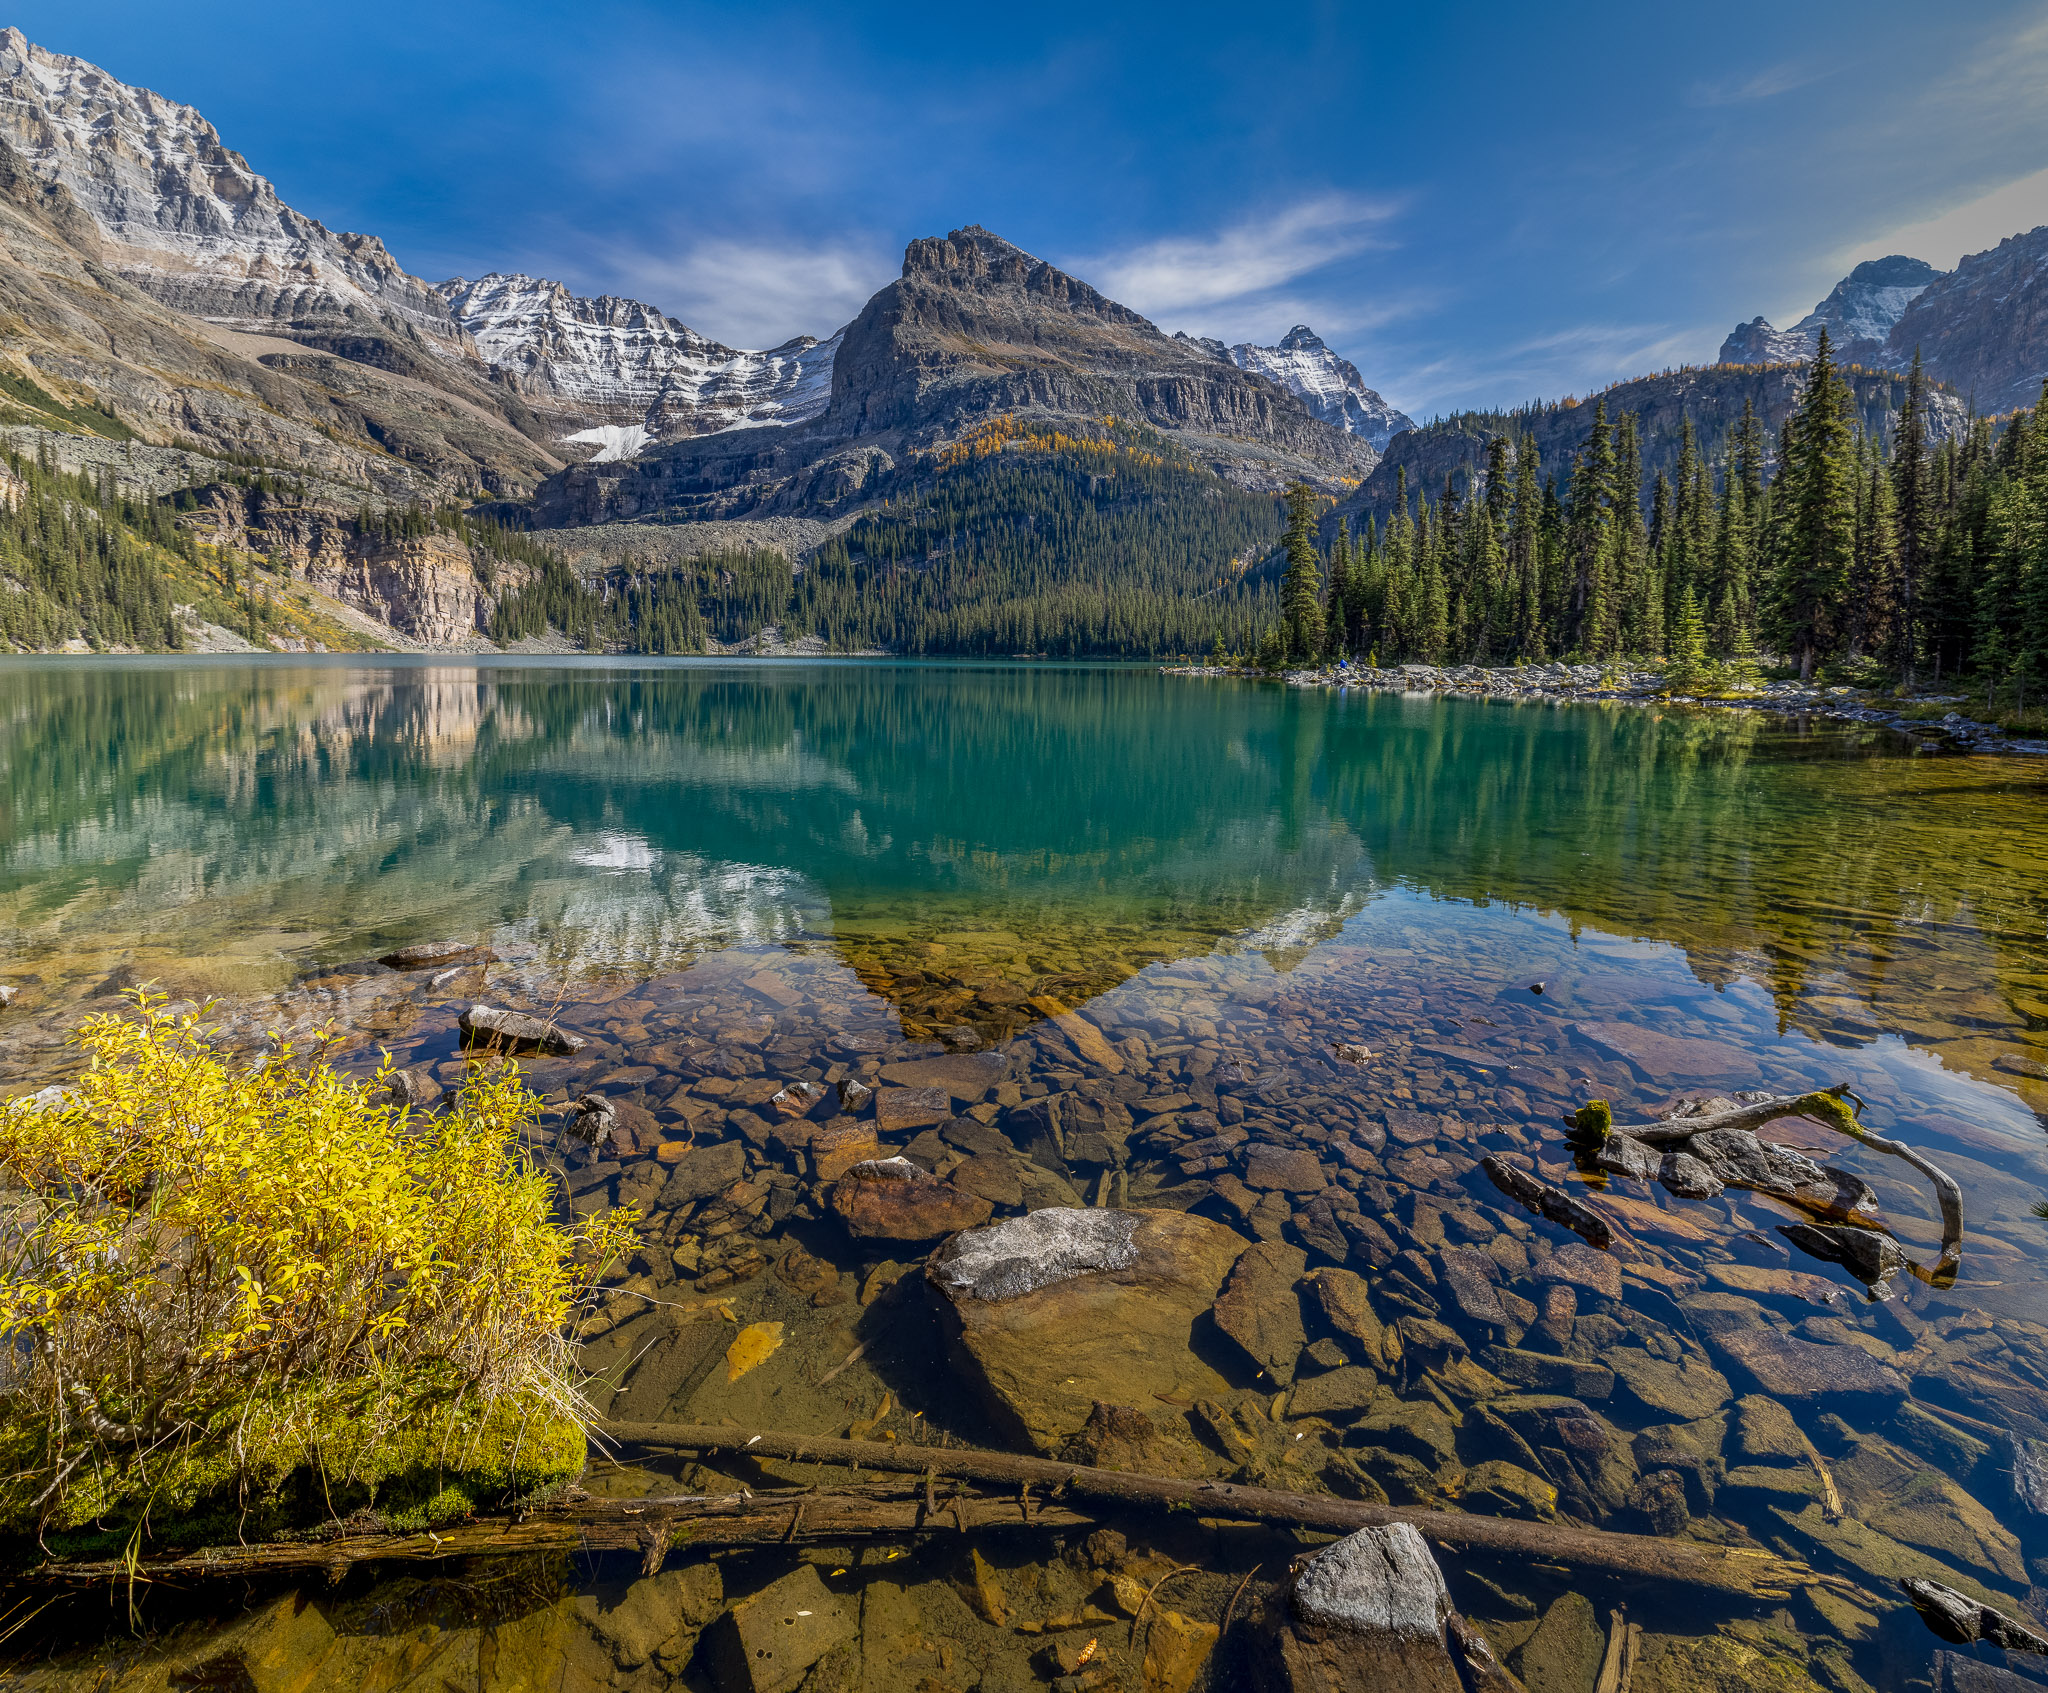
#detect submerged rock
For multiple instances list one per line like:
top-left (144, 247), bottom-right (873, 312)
top-left (379, 940), bottom-right (493, 970)
top-left (1212, 1240), bottom-right (1310, 1383)
top-left (1702, 1322), bottom-right (1907, 1401)
top-left (458, 1003), bottom-right (585, 1056)
top-left (702, 1563), bottom-right (855, 1693)
top-left (928, 1207), bottom-right (1249, 1453)
top-left (830, 1156), bottom-right (993, 1240)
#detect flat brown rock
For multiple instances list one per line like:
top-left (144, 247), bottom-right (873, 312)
top-left (831, 1156), bottom-right (992, 1240)
top-left (877, 1051), bottom-right (1010, 1100)
top-left (874, 1086), bottom-right (952, 1132)
top-left (1212, 1240), bottom-right (1309, 1383)
top-left (1574, 1020), bottom-right (1757, 1080)
top-left (928, 1208), bottom-right (1250, 1452)
top-left (1704, 1324), bottom-right (1908, 1401)
top-left (1242, 1145), bottom-right (1327, 1192)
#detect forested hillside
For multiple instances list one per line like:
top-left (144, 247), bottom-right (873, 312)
top-left (1267, 333), bottom-right (2048, 693)
top-left (495, 418), bottom-right (1287, 655)
top-left (0, 451), bottom-right (382, 652)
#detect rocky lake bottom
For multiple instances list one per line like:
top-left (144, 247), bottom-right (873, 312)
top-left (0, 658), bottom-right (2044, 1692)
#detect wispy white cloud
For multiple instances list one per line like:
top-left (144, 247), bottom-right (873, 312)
top-left (1839, 162), bottom-right (2048, 274)
top-left (1073, 194), bottom-right (1404, 321)
top-left (1687, 61), bottom-right (1823, 107)
top-left (596, 235), bottom-right (898, 350)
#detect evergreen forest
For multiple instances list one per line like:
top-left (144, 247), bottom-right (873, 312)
top-left (1277, 332), bottom-right (2048, 697)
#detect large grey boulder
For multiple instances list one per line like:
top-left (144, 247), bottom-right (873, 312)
top-left (1271, 1523), bottom-right (1464, 1692)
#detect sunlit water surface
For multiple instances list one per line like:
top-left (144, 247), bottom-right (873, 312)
top-left (0, 657), bottom-right (2044, 1691)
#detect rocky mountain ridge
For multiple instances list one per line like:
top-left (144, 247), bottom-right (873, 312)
top-left (437, 273), bottom-right (842, 449)
top-left (1719, 255), bottom-right (1941, 367)
top-left (0, 29), bottom-right (459, 352)
top-left (530, 226), bottom-right (1378, 527)
top-left (1719, 235), bottom-right (2048, 412)
top-left (1177, 325), bottom-right (1415, 451)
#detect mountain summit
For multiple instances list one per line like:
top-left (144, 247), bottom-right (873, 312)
top-left (0, 27), bottom-right (457, 349)
top-left (1719, 254), bottom-right (1942, 366)
top-left (533, 226), bottom-right (1376, 525)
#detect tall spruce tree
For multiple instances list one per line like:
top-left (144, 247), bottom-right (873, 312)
top-left (1280, 482), bottom-right (1323, 662)
top-left (1769, 327), bottom-right (1858, 680)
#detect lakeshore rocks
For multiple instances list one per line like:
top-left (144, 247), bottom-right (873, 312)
top-left (1272, 1523), bottom-right (1462, 1693)
top-left (928, 1208), bottom-right (1249, 1452)
top-left (458, 1003), bottom-right (585, 1056)
top-left (831, 1156), bottom-right (992, 1240)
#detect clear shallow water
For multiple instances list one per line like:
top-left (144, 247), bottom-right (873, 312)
top-left (2, 657), bottom-right (2046, 1690)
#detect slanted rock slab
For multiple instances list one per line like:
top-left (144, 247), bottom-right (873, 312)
top-left (459, 1003), bottom-right (585, 1056)
top-left (1211, 1240), bottom-right (1309, 1383)
top-left (928, 1207), bottom-right (1249, 1453)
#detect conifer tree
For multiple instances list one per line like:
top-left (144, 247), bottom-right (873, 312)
top-left (1768, 327), bottom-right (1857, 680)
top-left (1280, 482), bottom-right (1323, 662)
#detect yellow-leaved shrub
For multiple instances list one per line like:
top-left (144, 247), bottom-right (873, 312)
top-left (0, 995), bottom-right (635, 1547)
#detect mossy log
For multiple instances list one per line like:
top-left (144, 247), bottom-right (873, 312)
top-left (600, 1421), bottom-right (1852, 1600)
top-left (9, 1483), bottom-right (1092, 1586)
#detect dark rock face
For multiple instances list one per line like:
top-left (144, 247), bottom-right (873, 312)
top-left (531, 225), bottom-right (1372, 525)
top-left (1880, 225), bottom-right (2048, 412)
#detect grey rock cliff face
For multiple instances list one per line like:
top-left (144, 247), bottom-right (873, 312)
top-left (1878, 225), bottom-right (2048, 411)
top-left (0, 28), bottom-right (461, 348)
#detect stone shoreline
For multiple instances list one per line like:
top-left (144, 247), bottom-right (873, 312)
top-left (1164, 660), bottom-right (2048, 757)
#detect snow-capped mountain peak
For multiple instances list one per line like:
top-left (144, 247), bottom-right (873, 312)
top-left (1220, 325), bottom-right (1414, 452)
top-left (438, 272), bottom-right (841, 450)
top-left (1720, 255), bottom-right (1943, 367)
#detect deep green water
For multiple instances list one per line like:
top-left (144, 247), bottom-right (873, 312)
top-left (2, 657), bottom-right (2046, 1689)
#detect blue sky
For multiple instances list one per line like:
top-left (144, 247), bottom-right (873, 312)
top-left (21, 1), bottom-right (2048, 418)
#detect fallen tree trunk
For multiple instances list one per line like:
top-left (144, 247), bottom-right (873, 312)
top-left (600, 1421), bottom-right (1847, 1599)
top-left (9, 1483), bottom-right (1092, 1586)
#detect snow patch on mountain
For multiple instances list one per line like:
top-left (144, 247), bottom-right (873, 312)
top-left (440, 272), bottom-right (841, 437)
top-left (0, 27), bottom-right (460, 344)
top-left (1719, 255), bottom-right (1942, 367)
top-left (1216, 326), bottom-right (1414, 452)
top-left (562, 424), bottom-right (655, 463)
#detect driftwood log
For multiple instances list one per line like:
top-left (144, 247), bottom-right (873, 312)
top-left (11, 1482), bottom-right (1093, 1586)
top-left (1596, 1086), bottom-right (1965, 1287)
top-left (600, 1421), bottom-right (1849, 1600)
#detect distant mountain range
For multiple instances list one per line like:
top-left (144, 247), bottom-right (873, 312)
top-left (5, 22), bottom-right (2048, 659)
top-left (1719, 234), bottom-right (2048, 412)
top-left (0, 28), bottom-right (1399, 509)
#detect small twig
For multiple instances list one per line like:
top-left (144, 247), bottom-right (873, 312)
top-left (816, 1342), bottom-right (867, 1387)
top-left (1130, 1564), bottom-right (1199, 1649)
top-left (1594, 1609), bottom-right (1627, 1693)
top-left (1222, 1564), bottom-right (1260, 1635)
